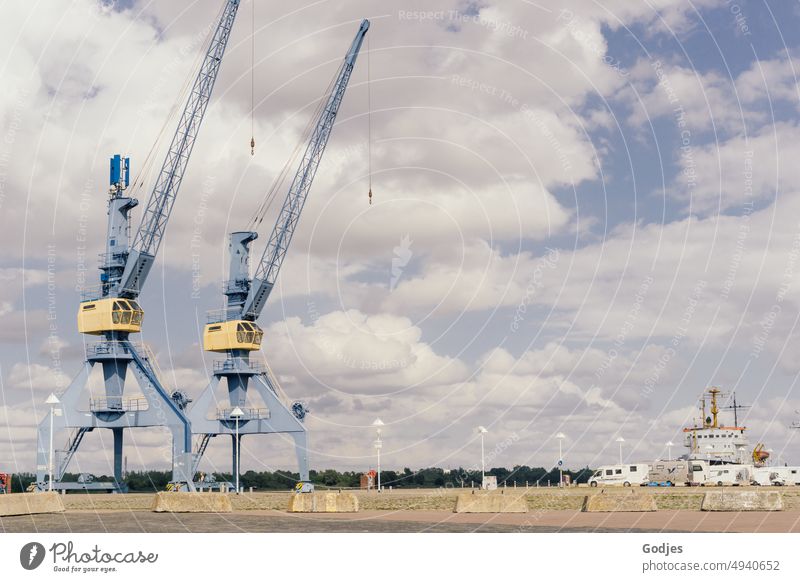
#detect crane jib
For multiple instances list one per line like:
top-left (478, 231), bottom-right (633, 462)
top-left (238, 20), bottom-right (369, 320)
top-left (116, 0), bottom-right (241, 299)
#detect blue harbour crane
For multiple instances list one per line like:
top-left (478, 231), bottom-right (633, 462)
top-left (188, 19), bottom-right (370, 492)
top-left (34, 0), bottom-right (242, 492)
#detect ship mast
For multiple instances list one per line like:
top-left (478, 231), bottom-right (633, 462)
top-left (709, 387), bottom-right (720, 428)
top-left (723, 391), bottom-right (750, 428)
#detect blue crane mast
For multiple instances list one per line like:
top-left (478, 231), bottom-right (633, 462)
top-left (188, 19), bottom-right (370, 491)
top-left (35, 0), bottom-right (241, 492)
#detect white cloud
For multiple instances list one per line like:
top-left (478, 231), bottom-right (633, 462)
top-left (4, 0), bottom-right (800, 474)
top-left (263, 309), bottom-right (469, 395)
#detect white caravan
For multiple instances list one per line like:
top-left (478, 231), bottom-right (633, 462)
top-left (589, 464), bottom-right (650, 487)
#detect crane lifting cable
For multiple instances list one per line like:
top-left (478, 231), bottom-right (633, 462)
top-left (250, 0), bottom-right (255, 155)
top-left (367, 32), bottom-right (373, 205)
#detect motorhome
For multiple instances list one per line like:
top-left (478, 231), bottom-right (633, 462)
top-left (691, 463), bottom-right (752, 486)
top-left (588, 464), bottom-right (650, 487)
top-left (760, 466), bottom-right (800, 486)
top-left (751, 467), bottom-right (777, 486)
top-left (648, 460), bottom-right (690, 486)
top-left (686, 460), bottom-right (711, 485)
top-left (775, 467), bottom-right (800, 485)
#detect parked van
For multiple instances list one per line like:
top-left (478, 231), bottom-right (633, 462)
top-left (648, 461), bottom-right (690, 486)
top-left (588, 464), bottom-right (650, 487)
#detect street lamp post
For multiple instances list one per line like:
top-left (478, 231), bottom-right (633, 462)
top-left (46, 393), bottom-right (61, 492)
top-left (372, 419), bottom-right (384, 492)
top-left (230, 407), bottom-right (244, 495)
top-left (616, 436), bottom-right (625, 465)
top-left (477, 426), bottom-right (488, 489)
top-left (556, 432), bottom-right (566, 487)
top-left (665, 441), bottom-right (674, 461)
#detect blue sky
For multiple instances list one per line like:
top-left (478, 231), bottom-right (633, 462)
top-left (3, 0), bottom-right (800, 476)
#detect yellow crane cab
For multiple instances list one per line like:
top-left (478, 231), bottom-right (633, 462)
top-left (203, 320), bottom-right (263, 352)
top-left (77, 298), bottom-right (144, 335)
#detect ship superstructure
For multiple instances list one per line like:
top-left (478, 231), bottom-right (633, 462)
top-left (682, 387), bottom-right (768, 466)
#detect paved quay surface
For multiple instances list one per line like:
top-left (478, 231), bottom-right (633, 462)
top-left (3, 509), bottom-right (800, 533)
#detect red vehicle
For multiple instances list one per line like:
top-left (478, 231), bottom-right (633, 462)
top-left (0, 473), bottom-right (11, 494)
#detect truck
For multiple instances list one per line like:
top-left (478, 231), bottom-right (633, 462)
top-left (647, 460), bottom-right (690, 486)
top-left (588, 464), bottom-right (650, 487)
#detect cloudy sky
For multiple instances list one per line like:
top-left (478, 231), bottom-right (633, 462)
top-left (3, 0), bottom-right (800, 479)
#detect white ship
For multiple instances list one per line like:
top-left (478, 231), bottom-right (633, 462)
top-left (682, 387), bottom-right (769, 466)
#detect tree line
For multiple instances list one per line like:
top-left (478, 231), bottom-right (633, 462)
top-left (5, 465), bottom-right (594, 493)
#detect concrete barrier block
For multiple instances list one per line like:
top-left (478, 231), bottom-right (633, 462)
top-left (454, 492), bottom-right (528, 513)
top-left (582, 491), bottom-right (657, 512)
top-left (701, 490), bottom-right (783, 512)
top-left (150, 492), bottom-right (232, 513)
top-left (287, 492), bottom-right (359, 513)
top-left (0, 492), bottom-right (65, 517)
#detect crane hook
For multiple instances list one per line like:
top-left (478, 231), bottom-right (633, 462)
top-left (250, 137), bottom-right (255, 156)
top-left (368, 188), bottom-right (372, 205)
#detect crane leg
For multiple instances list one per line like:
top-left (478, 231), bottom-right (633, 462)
top-left (113, 428), bottom-right (124, 485)
top-left (291, 431), bottom-right (310, 484)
